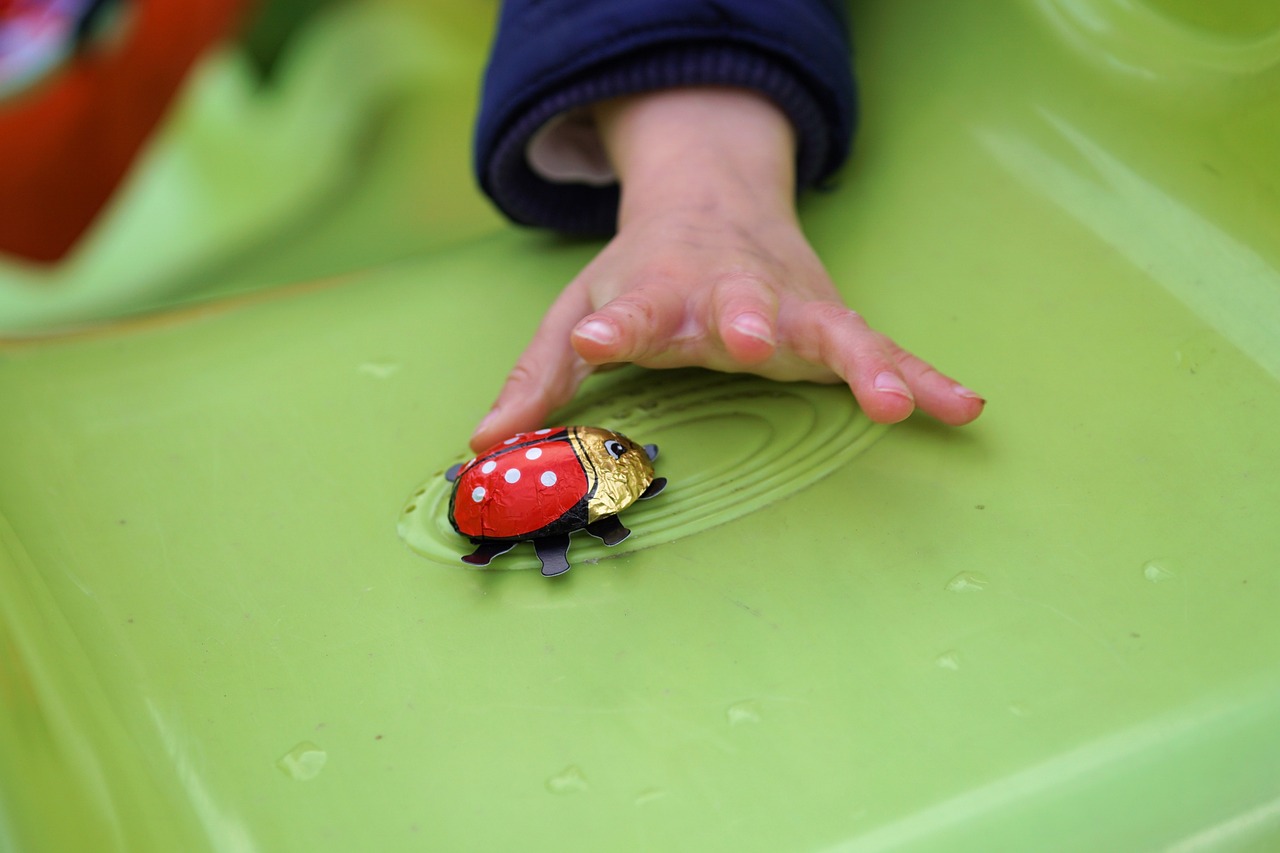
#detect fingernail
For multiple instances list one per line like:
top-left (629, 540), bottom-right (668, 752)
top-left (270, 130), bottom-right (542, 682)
top-left (953, 384), bottom-right (986, 404)
top-left (575, 319), bottom-right (617, 346)
top-left (730, 312), bottom-right (774, 345)
top-left (874, 370), bottom-right (914, 401)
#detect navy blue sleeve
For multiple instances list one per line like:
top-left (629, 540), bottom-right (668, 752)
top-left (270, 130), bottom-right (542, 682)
top-left (473, 0), bottom-right (856, 235)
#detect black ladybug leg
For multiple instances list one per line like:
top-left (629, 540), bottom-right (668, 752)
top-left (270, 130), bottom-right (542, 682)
top-left (638, 477), bottom-right (667, 500)
top-left (533, 534), bottom-right (572, 577)
top-left (462, 540), bottom-right (516, 566)
top-left (585, 514), bottom-right (631, 546)
top-left (445, 462), bottom-right (463, 482)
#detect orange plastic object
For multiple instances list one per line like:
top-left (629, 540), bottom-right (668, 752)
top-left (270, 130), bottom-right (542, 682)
top-left (0, 0), bottom-right (245, 263)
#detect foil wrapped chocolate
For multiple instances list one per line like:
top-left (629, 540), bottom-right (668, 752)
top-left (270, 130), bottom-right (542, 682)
top-left (446, 426), bottom-right (666, 577)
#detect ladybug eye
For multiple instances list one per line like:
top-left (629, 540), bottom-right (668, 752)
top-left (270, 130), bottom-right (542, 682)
top-left (605, 440), bottom-right (626, 460)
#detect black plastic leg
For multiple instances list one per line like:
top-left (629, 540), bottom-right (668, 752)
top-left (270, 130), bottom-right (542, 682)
top-left (461, 540), bottom-right (516, 566)
top-left (534, 534), bottom-right (572, 577)
top-left (586, 515), bottom-right (631, 546)
top-left (638, 477), bottom-right (667, 500)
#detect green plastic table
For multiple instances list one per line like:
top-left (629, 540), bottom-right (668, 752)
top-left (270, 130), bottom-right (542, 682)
top-left (3, 1), bottom-right (1279, 850)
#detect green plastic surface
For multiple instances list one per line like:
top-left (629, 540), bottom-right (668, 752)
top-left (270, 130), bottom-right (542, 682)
top-left (3, 1), bottom-right (1280, 850)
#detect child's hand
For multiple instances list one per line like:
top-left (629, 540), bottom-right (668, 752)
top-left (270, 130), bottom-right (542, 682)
top-left (470, 88), bottom-right (983, 452)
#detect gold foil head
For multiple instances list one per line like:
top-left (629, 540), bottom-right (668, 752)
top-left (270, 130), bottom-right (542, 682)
top-left (567, 426), bottom-right (655, 522)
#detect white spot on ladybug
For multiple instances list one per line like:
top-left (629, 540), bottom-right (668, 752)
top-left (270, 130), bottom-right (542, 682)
top-left (481, 460), bottom-right (497, 474)
top-left (503, 435), bottom-right (520, 445)
top-left (471, 486), bottom-right (486, 502)
top-left (540, 471), bottom-right (557, 487)
top-left (504, 468), bottom-right (521, 484)
top-left (535, 428), bottom-right (552, 435)
top-left (525, 447), bottom-right (543, 461)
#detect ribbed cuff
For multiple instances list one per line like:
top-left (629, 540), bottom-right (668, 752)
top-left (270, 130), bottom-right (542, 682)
top-left (482, 40), bottom-right (836, 236)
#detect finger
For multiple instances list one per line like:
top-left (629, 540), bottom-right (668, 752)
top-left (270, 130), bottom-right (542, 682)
top-left (571, 285), bottom-right (686, 365)
top-left (890, 346), bottom-right (986, 426)
top-left (791, 302), bottom-right (917, 424)
top-left (470, 286), bottom-right (595, 452)
top-left (711, 273), bottom-right (778, 365)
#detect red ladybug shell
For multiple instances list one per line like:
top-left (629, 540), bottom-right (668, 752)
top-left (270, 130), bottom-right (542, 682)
top-left (449, 428), bottom-right (589, 540)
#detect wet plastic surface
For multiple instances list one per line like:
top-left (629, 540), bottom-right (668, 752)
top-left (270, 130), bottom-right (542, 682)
top-left (3, 0), bottom-right (1280, 850)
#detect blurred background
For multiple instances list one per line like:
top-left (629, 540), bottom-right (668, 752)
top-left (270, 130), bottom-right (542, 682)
top-left (0, 0), bottom-right (502, 334)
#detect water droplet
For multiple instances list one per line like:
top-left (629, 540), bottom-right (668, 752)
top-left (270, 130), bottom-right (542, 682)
top-left (945, 572), bottom-right (989, 593)
top-left (935, 651), bottom-right (962, 671)
top-left (1143, 560), bottom-right (1175, 583)
top-left (1174, 336), bottom-right (1217, 374)
top-left (358, 361), bottom-right (401, 379)
top-left (277, 742), bottom-right (327, 781)
top-left (634, 788), bottom-right (667, 806)
top-left (727, 700), bottom-right (762, 726)
top-left (546, 765), bottom-right (588, 794)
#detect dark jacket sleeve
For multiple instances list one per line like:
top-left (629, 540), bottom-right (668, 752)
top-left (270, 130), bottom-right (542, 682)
top-left (473, 0), bottom-right (856, 235)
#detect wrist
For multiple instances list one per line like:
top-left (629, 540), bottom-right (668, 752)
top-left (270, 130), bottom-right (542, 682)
top-left (592, 87), bottom-right (798, 228)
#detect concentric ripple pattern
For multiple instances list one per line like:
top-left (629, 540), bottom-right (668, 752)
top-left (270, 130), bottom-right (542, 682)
top-left (398, 370), bottom-right (887, 570)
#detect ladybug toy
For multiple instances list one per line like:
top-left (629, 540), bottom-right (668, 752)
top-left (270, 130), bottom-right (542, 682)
top-left (445, 426), bottom-right (666, 577)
